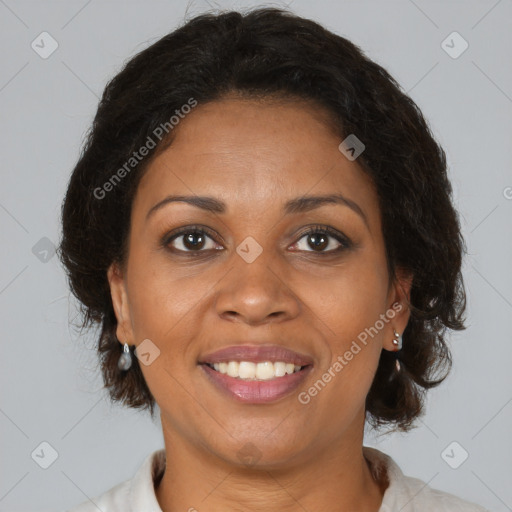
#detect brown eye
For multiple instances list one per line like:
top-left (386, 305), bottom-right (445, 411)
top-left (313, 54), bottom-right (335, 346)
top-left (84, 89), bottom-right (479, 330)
top-left (305, 232), bottom-right (329, 251)
top-left (291, 226), bottom-right (351, 254)
top-left (182, 232), bottom-right (207, 250)
top-left (165, 227), bottom-right (221, 253)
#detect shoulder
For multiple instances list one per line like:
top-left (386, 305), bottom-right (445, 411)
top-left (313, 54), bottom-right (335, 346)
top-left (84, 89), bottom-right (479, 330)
top-left (363, 446), bottom-right (490, 512)
top-left (395, 473), bottom-right (490, 511)
top-left (66, 480), bottom-right (130, 512)
top-left (66, 449), bottom-right (165, 512)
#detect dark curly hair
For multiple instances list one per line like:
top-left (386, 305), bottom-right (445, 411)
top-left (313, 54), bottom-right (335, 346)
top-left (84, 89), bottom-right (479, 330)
top-left (58, 7), bottom-right (466, 432)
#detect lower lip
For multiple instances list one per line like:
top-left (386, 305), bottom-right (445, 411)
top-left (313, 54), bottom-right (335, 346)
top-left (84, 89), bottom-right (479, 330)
top-left (200, 364), bottom-right (313, 404)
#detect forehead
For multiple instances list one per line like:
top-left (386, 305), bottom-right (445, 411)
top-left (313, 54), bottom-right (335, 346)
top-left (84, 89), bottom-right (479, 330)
top-left (133, 98), bottom-right (379, 224)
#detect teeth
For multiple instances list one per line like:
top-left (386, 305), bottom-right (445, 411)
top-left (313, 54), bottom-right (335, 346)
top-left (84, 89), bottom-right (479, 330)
top-left (274, 361), bottom-right (286, 377)
top-left (209, 361), bottom-right (304, 380)
top-left (227, 361), bottom-right (239, 377)
top-left (256, 361), bottom-right (274, 380)
top-left (239, 361), bottom-right (256, 379)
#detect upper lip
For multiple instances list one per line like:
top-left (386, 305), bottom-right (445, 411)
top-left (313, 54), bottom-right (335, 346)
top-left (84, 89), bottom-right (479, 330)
top-left (199, 345), bottom-right (314, 366)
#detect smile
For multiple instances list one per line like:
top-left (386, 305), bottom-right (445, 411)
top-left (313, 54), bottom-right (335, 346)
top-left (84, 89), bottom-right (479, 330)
top-left (200, 362), bottom-right (313, 403)
top-left (206, 360), bottom-right (304, 380)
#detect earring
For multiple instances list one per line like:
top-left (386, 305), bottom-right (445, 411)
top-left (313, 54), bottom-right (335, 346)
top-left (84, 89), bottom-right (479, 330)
top-left (392, 330), bottom-right (402, 372)
top-left (392, 329), bottom-right (403, 351)
top-left (118, 343), bottom-right (133, 371)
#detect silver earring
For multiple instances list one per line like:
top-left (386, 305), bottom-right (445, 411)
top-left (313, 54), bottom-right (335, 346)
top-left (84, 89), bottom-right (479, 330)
top-left (392, 330), bottom-right (402, 372)
top-left (392, 330), bottom-right (403, 351)
top-left (118, 343), bottom-right (132, 371)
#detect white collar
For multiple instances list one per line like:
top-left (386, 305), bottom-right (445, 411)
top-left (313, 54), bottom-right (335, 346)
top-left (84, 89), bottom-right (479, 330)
top-left (126, 446), bottom-right (402, 511)
top-left (123, 445), bottom-right (486, 512)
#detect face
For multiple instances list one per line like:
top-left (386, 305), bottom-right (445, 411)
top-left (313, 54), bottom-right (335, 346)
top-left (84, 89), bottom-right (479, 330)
top-left (108, 97), bottom-right (411, 468)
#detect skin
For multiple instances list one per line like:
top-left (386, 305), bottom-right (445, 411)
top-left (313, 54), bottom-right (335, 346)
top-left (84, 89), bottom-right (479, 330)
top-left (108, 96), bottom-right (412, 512)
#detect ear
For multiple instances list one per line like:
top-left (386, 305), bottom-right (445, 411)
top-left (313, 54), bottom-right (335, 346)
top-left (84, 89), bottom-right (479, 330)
top-left (383, 267), bottom-right (413, 352)
top-left (107, 261), bottom-right (135, 346)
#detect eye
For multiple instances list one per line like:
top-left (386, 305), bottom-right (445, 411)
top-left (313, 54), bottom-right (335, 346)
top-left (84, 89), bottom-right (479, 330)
top-left (163, 226), bottom-right (222, 253)
top-left (291, 225), bottom-right (351, 254)
top-left (162, 224), bottom-right (352, 255)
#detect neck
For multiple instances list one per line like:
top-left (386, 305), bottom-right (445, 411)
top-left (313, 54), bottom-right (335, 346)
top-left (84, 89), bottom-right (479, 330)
top-left (155, 414), bottom-right (385, 512)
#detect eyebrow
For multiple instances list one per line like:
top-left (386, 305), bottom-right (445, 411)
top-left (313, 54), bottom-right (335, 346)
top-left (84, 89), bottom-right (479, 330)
top-left (145, 193), bottom-right (368, 225)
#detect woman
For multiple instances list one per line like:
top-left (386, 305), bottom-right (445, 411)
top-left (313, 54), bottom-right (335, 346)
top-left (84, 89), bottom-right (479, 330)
top-left (60, 7), bottom-right (489, 511)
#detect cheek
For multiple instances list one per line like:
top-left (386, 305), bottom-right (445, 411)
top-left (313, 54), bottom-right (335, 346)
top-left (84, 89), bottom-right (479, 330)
top-left (126, 249), bottom-right (207, 340)
top-left (124, 249), bottom-right (226, 398)
top-left (299, 273), bottom-right (386, 429)
top-left (301, 255), bottom-right (389, 344)
top-left (297, 253), bottom-right (388, 395)
top-left (124, 255), bottom-right (208, 419)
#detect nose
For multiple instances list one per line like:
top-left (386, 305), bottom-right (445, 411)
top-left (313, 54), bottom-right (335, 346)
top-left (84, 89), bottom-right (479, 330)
top-left (214, 248), bottom-right (301, 326)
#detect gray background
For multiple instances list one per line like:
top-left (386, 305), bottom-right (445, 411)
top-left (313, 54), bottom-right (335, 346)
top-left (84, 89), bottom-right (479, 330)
top-left (0, 0), bottom-right (511, 511)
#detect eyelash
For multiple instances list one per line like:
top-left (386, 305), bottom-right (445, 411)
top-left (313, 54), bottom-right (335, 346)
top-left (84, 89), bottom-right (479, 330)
top-left (161, 224), bottom-right (352, 256)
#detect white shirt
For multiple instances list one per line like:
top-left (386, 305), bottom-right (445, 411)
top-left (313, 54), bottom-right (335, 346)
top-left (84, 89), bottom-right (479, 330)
top-left (68, 446), bottom-right (490, 511)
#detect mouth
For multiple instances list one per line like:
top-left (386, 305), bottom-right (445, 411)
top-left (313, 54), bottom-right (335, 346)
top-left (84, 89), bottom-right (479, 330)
top-left (198, 345), bottom-right (314, 403)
